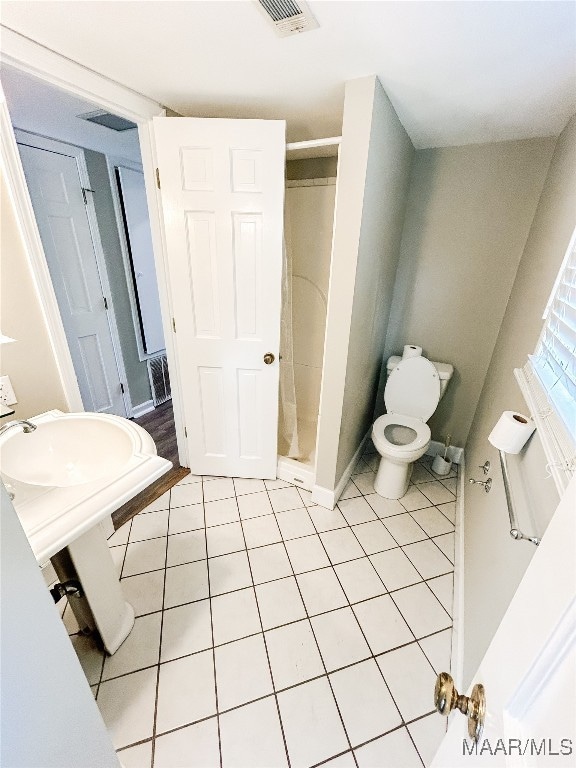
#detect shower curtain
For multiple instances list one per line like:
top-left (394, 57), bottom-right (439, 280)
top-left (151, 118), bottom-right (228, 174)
top-left (278, 202), bottom-right (300, 458)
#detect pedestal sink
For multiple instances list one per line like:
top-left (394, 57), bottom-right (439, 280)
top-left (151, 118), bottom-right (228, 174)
top-left (0, 410), bottom-right (172, 653)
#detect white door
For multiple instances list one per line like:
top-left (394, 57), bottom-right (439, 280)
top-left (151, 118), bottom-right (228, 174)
top-left (432, 475), bottom-right (576, 767)
top-left (154, 117), bottom-right (285, 478)
top-left (18, 140), bottom-right (127, 416)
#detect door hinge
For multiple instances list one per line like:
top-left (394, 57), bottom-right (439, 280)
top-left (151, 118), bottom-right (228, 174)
top-left (184, 425), bottom-right (188, 438)
top-left (155, 168), bottom-right (161, 189)
top-left (81, 187), bottom-right (94, 205)
top-left (172, 317), bottom-right (176, 333)
top-left (120, 383), bottom-right (125, 394)
top-left (103, 296), bottom-right (109, 310)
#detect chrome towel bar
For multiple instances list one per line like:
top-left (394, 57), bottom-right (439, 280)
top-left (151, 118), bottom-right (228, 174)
top-left (498, 450), bottom-right (540, 546)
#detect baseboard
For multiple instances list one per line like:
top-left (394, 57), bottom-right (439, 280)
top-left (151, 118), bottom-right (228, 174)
top-left (427, 440), bottom-right (464, 465)
top-left (311, 429), bottom-right (371, 510)
top-left (131, 399), bottom-right (155, 419)
top-left (276, 456), bottom-right (315, 492)
top-left (451, 452), bottom-right (466, 689)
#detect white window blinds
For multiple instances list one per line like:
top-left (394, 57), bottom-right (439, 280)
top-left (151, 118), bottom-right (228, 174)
top-left (531, 229), bottom-right (576, 441)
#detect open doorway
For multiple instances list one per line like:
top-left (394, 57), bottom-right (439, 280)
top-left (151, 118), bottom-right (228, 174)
top-left (1, 65), bottom-right (184, 515)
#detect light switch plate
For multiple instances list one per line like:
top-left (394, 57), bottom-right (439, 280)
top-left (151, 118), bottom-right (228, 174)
top-left (0, 375), bottom-right (17, 406)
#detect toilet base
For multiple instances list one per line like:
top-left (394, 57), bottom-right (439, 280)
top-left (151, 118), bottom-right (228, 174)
top-left (374, 456), bottom-right (414, 499)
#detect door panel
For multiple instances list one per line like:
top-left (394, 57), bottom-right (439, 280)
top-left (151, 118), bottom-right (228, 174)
top-left (18, 142), bottom-right (126, 416)
top-left (153, 117), bottom-right (285, 478)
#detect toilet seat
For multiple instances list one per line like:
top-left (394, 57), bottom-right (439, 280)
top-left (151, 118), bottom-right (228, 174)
top-left (385, 357), bottom-right (440, 421)
top-left (372, 414), bottom-right (431, 459)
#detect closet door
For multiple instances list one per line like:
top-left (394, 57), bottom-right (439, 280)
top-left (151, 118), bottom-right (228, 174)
top-left (153, 117), bottom-right (285, 478)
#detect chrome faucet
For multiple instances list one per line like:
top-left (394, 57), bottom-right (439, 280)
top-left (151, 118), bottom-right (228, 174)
top-left (0, 419), bottom-right (37, 437)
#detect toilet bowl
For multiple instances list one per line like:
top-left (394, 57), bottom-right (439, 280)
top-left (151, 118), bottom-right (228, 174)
top-left (372, 355), bottom-right (453, 499)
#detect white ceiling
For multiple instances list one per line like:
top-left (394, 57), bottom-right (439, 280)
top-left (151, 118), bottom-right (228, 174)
top-left (1, 0), bottom-right (575, 148)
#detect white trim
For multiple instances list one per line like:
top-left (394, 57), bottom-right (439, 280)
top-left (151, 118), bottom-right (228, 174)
top-left (276, 456), bottom-right (315, 491)
top-left (426, 440), bottom-right (464, 465)
top-left (312, 429), bottom-right (370, 509)
top-left (286, 136), bottom-right (341, 152)
top-left (451, 453), bottom-right (466, 689)
top-left (131, 399), bottom-right (155, 419)
top-left (14, 129), bottom-right (133, 418)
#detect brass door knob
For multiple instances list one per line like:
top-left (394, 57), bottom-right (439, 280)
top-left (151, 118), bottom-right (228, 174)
top-left (435, 672), bottom-right (486, 742)
top-left (263, 353), bottom-right (275, 365)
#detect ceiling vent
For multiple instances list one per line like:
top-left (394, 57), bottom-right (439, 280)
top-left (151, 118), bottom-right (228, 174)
top-left (256, 0), bottom-right (319, 37)
top-left (78, 110), bottom-right (137, 132)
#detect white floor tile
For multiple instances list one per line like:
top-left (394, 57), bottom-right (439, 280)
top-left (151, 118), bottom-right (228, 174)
top-left (204, 497), bottom-right (240, 527)
top-left (433, 532), bottom-right (455, 563)
top-left (143, 490), bottom-right (170, 513)
top-left (120, 570), bottom-right (165, 618)
top-left (170, 483), bottom-right (203, 509)
top-left (364, 453), bottom-right (381, 472)
top-left (352, 595), bottom-right (413, 655)
top-left (364, 494), bottom-right (407, 519)
top-left (215, 633), bottom-right (273, 710)
top-left (311, 607), bottom-right (371, 672)
top-left (338, 496), bottom-right (378, 525)
top-left (320, 528), bottom-right (365, 565)
top-left (278, 677), bottom-right (349, 768)
top-left (370, 548), bottom-right (423, 592)
top-left (160, 599), bottom-right (212, 662)
top-left (409, 507), bottom-right (454, 538)
top-left (107, 522), bottom-right (131, 547)
top-left (248, 542), bottom-right (293, 584)
top-left (266, 619), bottom-right (324, 689)
top-left (206, 520), bottom-right (245, 558)
top-left (419, 629), bottom-right (452, 674)
top-left (284, 534), bottom-right (331, 574)
top-left (297, 487), bottom-right (317, 507)
top-left (352, 520), bottom-right (398, 555)
top-left (129, 509), bottom-right (169, 542)
top-left (211, 587), bottom-right (262, 646)
top-left (308, 506), bottom-right (348, 533)
top-left (237, 490), bottom-right (273, 520)
top-left (275, 507), bottom-right (316, 539)
top-left (334, 558), bottom-right (386, 604)
top-left (116, 740), bottom-right (152, 768)
top-left (166, 529), bottom-right (206, 567)
top-left (440, 476), bottom-right (458, 495)
top-left (208, 550), bottom-right (253, 596)
top-left (97, 667), bottom-right (157, 749)
top-left (153, 717), bottom-right (220, 768)
top-left (265, 478), bottom-right (292, 490)
top-left (391, 583), bottom-right (451, 639)
top-left (352, 471), bottom-right (377, 496)
top-left (382, 513), bottom-right (428, 546)
top-left (242, 513), bottom-right (282, 548)
top-left (233, 477), bottom-right (266, 496)
top-left (355, 726), bottom-right (422, 768)
top-left (322, 752), bottom-right (356, 767)
top-left (408, 713), bottom-right (448, 767)
top-left (71, 634), bottom-right (104, 685)
top-left (177, 472), bottom-right (202, 484)
top-left (156, 649), bottom-right (216, 733)
top-left (402, 540), bottom-right (453, 580)
top-left (109, 543), bottom-right (126, 577)
top-left (256, 576), bottom-right (306, 630)
top-left (123, 537), bottom-right (166, 577)
top-left (427, 573), bottom-right (454, 615)
top-left (268, 487), bottom-right (304, 513)
top-left (352, 457), bottom-right (371, 475)
top-left (164, 559), bottom-right (209, 608)
top-left (399, 486), bottom-right (434, 512)
top-left (102, 612), bottom-right (161, 681)
top-left (297, 568), bottom-right (348, 616)
top-left (418, 481), bottom-right (455, 506)
top-left (437, 501), bottom-right (456, 525)
top-left (168, 503), bottom-right (205, 535)
top-left (410, 463), bottom-right (436, 484)
top-left (330, 659), bottom-right (401, 747)
top-left (203, 477), bottom-right (236, 502)
top-left (220, 696), bottom-right (288, 768)
top-left (378, 641), bottom-right (437, 722)
top-left (339, 479), bottom-right (361, 500)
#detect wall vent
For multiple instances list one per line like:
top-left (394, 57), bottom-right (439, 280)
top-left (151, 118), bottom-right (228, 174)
top-left (147, 354), bottom-right (172, 407)
top-left (256, 0), bottom-right (319, 37)
top-left (78, 109), bottom-right (137, 132)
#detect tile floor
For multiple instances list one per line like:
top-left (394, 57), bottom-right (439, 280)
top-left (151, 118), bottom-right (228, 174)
top-left (64, 446), bottom-right (458, 768)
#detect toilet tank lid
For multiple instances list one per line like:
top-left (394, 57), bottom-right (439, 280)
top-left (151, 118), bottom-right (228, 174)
top-left (387, 355), bottom-right (453, 381)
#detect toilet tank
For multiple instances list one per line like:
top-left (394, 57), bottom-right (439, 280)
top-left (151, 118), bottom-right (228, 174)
top-left (386, 355), bottom-right (453, 399)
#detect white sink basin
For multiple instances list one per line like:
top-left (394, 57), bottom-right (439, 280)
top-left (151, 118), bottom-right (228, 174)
top-left (0, 410), bottom-right (172, 563)
top-left (1, 415), bottom-right (135, 487)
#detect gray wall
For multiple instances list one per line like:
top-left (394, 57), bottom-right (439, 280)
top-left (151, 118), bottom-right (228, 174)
top-left (381, 138), bottom-right (556, 447)
top-left (461, 114), bottom-right (576, 686)
top-left (84, 150), bottom-right (151, 407)
top-left (286, 156), bottom-right (338, 180)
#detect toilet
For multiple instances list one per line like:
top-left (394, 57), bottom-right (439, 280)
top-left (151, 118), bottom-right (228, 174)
top-left (372, 354), bottom-right (453, 499)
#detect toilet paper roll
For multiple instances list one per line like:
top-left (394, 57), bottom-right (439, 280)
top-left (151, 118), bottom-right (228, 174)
top-left (488, 411), bottom-right (536, 454)
top-left (402, 344), bottom-right (422, 360)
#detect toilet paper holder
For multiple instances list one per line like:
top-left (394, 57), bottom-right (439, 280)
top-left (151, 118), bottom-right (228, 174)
top-left (498, 450), bottom-right (540, 546)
